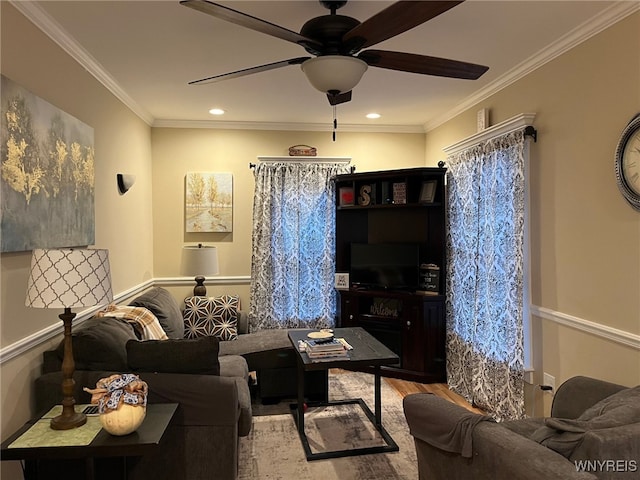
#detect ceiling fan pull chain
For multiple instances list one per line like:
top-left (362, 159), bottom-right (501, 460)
top-left (333, 106), bottom-right (337, 142)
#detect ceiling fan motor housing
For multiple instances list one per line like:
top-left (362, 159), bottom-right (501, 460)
top-left (300, 15), bottom-right (360, 55)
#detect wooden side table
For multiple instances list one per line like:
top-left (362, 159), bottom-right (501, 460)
top-left (1, 403), bottom-right (178, 480)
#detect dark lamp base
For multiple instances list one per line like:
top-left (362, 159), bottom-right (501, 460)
top-left (193, 275), bottom-right (208, 296)
top-left (53, 307), bottom-right (87, 430)
top-left (50, 410), bottom-right (87, 430)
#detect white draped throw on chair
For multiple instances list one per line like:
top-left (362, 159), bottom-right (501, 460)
top-left (249, 162), bottom-right (349, 332)
top-left (446, 128), bottom-right (527, 421)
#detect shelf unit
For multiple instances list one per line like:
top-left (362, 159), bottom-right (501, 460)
top-left (334, 167), bottom-right (447, 383)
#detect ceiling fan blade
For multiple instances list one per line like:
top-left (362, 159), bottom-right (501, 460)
top-left (342, 1), bottom-right (464, 53)
top-left (180, 0), bottom-right (323, 52)
top-left (327, 91), bottom-right (352, 106)
top-left (359, 50), bottom-right (488, 80)
top-left (188, 57), bottom-right (310, 85)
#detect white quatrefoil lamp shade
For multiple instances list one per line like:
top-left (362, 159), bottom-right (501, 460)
top-left (301, 56), bottom-right (368, 94)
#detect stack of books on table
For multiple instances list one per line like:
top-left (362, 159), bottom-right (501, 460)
top-left (305, 338), bottom-right (350, 362)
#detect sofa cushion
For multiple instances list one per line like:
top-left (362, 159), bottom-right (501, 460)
top-left (219, 355), bottom-right (249, 381)
top-left (218, 328), bottom-right (295, 372)
top-left (126, 336), bottom-right (220, 375)
top-left (531, 385), bottom-right (640, 458)
top-left (56, 316), bottom-right (137, 371)
top-left (183, 295), bottom-right (239, 341)
top-left (129, 287), bottom-right (184, 339)
top-left (502, 417), bottom-right (545, 438)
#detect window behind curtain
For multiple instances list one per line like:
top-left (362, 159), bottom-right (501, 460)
top-left (446, 129), bottom-right (528, 421)
top-left (249, 162), bottom-right (349, 332)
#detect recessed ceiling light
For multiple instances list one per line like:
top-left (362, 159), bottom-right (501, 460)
top-left (209, 108), bottom-right (225, 115)
top-left (366, 113), bottom-right (381, 119)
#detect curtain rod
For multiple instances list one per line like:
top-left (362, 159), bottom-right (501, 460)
top-left (443, 113), bottom-right (537, 155)
top-left (249, 156), bottom-right (352, 169)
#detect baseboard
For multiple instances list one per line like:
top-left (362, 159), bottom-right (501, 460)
top-left (531, 305), bottom-right (640, 350)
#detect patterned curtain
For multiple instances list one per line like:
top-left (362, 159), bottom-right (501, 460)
top-left (446, 129), bottom-right (526, 421)
top-left (249, 162), bottom-right (349, 331)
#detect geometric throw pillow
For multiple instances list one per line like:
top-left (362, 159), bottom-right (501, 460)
top-left (183, 295), bottom-right (239, 341)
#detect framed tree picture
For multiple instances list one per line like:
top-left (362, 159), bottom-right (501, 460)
top-left (185, 172), bottom-right (233, 232)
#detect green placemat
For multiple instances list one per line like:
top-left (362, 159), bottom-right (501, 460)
top-left (9, 405), bottom-right (102, 449)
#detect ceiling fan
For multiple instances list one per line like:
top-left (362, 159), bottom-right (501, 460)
top-left (180, 0), bottom-right (489, 106)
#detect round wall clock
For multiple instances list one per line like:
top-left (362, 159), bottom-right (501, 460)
top-left (615, 113), bottom-right (640, 211)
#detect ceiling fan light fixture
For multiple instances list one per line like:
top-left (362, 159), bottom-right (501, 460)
top-left (301, 56), bottom-right (368, 94)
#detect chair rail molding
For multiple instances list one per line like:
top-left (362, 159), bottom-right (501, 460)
top-left (157, 275), bottom-right (252, 287)
top-left (0, 275), bottom-right (251, 364)
top-left (0, 279), bottom-right (154, 364)
top-left (531, 304), bottom-right (640, 350)
top-left (4, 284), bottom-right (636, 365)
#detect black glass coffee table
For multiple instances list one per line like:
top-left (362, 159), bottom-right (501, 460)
top-left (288, 327), bottom-right (400, 460)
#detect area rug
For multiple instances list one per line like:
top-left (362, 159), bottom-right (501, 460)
top-left (238, 370), bottom-right (418, 480)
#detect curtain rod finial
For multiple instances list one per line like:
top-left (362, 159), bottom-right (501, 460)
top-left (524, 126), bottom-right (537, 142)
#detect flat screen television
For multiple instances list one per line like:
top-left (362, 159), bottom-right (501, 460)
top-left (350, 243), bottom-right (420, 291)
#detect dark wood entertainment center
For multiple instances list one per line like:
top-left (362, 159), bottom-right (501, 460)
top-left (334, 167), bottom-right (447, 383)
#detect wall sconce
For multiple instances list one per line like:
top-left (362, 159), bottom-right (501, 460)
top-left (117, 173), bottom-right (136, 195)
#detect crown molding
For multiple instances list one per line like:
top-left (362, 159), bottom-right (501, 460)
top-left (424, 1), bottom-right (640, 132)
top-left (10, 0), bottom-right (155, 126)
top-left (10, 0), bottom-right (423, 134)
top-left (152, 119), bottom-right (425, 134)
top-left (13, 0), bottom-right (637, 133)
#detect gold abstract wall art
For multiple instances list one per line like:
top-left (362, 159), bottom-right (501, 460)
top-left (1, 75), bottom-right (95, 252)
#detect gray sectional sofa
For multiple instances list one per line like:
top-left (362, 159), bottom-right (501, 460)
top-left (33, 287), bottom-right (325, 480)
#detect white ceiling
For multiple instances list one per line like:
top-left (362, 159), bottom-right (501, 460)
top-left (16, 1), bottom-right (636, 132)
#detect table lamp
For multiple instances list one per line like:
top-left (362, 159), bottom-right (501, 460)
top-left (25, 248), bottom-right (113, 430)
top-left (181, 244), bottom-right (219, 296)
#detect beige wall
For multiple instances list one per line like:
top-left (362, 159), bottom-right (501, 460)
top-left (151, 128), bottom-right (426, 307)
top-left (1, 6), bottom-right (638, 475)
top-left (1, 4), bottom-right (154, 477)
top-left (425, 13), bottom-right (640, 397)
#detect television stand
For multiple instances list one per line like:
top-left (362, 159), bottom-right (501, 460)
top-left (337, 288), bottom-right (445, 383)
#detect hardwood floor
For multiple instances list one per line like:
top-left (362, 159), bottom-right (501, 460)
top-left (331, 368), bottom-right (484, 415)
top-left (383, 376), bottom-right (485, 414)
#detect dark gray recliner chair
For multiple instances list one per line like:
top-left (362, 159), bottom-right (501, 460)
top-left (403, 376), bottom-right (640, 480)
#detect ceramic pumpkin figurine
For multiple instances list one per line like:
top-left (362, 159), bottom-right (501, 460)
top-left (84, 373), bottom-right (148, 436)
